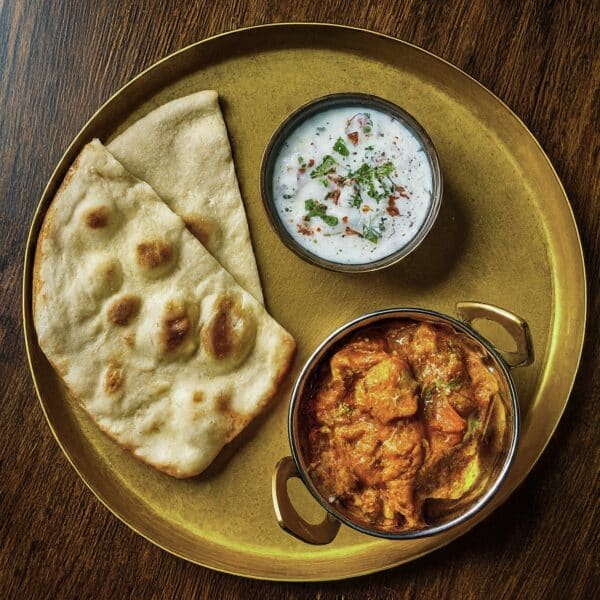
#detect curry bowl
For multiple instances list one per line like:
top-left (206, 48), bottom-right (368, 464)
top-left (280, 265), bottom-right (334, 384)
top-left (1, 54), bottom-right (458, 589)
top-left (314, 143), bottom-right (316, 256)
top-left (272, 302), bottom-right (533, 544)
top-left (260, 92), bottom-right (443, 273)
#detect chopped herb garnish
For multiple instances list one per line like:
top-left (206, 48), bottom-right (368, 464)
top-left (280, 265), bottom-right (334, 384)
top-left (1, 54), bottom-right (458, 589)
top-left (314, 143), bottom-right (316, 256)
top-left (362, 225), bottom-right (381, 244)
top-left (304, 199), bottom-right (339, 227)
top-left (364, 126), bottom-right (372, 133)
top-left (321, 215), bottom-right (339, 226)
top-left (310, 155), bottom-right (336, 178)
top-left (375, 162), bottom-right (394, 177)
top-left (350, 193), bottom-right (362, 208)
top-left (333, 136), bottom-right (350, 157)
top-left (298, 155), bottom-right (305, 165)
top-left (347, 162), bottom-right (396, 202)
top-left (365, 145), bottom-right (374, 151)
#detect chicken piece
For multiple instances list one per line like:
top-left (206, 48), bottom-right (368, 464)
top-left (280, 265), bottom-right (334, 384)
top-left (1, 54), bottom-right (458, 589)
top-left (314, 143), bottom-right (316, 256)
top-left (349, 488), bottom-right (382, 523)
top-left (337, 420), bottom-right (381, 487)
top-left (379, 419), bottom-right (425, 481)
top-left (354, 356), bottom-right (419, 423)
top-left (410, 324), bottom-right (479, 421)
top-left (379, 421), bottom-right (426, 527)
top-left (409, 323), bottom-right (439, 369)
top-left (330, 335), bottom-right (388, 381)
top-left (314, 376), bottom-right (348, 427)
top-left (382, 479), bottom-right (426, 530)
top-left (409, 324), bottom-right (464, 379)
top-left (314, 447), bottom-right (358, 499)
top-left (422, 387), bottom-right (466, 457)
top-left (465, 350), bottom-right (500, 414)
top-left (384, 321), bottom-right (417, 359)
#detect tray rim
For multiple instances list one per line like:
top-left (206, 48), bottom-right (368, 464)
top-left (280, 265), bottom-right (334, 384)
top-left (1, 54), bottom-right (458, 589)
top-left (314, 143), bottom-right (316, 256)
top-left (22, 22), bottom-right (587, 581)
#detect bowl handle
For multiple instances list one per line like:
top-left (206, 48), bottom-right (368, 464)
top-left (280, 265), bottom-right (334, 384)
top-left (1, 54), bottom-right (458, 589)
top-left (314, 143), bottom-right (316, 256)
top-left (272, 456), bottom-right (341, 545)
top-left (456, 301), bottom-right (534, 368)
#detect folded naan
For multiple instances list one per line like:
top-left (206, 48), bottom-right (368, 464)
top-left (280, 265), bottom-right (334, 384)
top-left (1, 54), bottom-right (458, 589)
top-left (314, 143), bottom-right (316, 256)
top-left (108, 90), bottom-right (263, 302)
top-left (33, 140), bottom-right (295, 478)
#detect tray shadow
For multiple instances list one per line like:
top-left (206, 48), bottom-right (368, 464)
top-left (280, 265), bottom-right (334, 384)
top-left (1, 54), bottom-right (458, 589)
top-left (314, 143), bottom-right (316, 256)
top-left (349, 178), bottom-right (470, 293)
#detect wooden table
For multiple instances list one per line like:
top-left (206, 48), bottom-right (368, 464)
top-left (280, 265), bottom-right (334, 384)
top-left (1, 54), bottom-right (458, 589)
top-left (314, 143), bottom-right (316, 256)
top-left (1, 1), bottom-right (598, 598)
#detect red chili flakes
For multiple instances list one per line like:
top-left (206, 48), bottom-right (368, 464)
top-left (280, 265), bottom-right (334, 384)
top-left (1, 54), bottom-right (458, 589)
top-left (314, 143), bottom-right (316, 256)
top-left (345, 226), bottom-right (361, 236)
top-left (396, 185), bottom-right (410, 199)
top-left (386, 195), bottom-right (400, 217)
top-left (297, 224), bottom-right (313, 236)
top-left (308, 159), bottom-right (315, 167)
top-left (330, 189), bottom-right (341, 204)
top-left (342, 216), bottom-right (348, 223)
top-left (299, 168), bottom-right (306, 174)
top-left (347, 132), bottom-right (359, 145)
top-left (361, 205), bottom-right (371, 213)
top-left (316, 227), bottom-right (322, 232)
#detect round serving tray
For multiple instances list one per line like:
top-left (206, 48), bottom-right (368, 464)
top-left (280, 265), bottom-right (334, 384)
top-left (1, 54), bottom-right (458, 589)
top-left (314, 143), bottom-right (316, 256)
top-left (23, 23), bottom-right (586, 581)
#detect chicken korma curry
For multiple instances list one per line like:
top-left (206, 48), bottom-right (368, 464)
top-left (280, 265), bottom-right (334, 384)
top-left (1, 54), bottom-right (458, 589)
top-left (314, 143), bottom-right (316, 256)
top-left (300, 320), bottom-right (508, 532)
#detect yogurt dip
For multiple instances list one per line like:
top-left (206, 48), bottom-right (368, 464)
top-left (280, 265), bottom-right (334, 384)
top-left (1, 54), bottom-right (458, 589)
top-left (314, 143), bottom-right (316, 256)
top-left (272, 105), bottom-right (434, 265)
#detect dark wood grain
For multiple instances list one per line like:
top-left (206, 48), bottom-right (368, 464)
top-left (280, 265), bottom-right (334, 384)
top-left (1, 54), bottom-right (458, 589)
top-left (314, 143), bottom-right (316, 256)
top-left (1, 1), bottom-right (598, 598)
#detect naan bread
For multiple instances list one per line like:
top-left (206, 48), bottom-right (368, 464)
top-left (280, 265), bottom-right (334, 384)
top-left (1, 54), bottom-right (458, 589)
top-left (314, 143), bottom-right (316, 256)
top-left (108, 90), bottom-right (263, 302)
top-left (33, 140), bottom-right (295, 478)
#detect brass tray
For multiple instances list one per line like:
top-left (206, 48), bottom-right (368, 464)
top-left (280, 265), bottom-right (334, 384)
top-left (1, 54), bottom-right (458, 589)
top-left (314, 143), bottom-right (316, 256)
top-left (23, 24), bottom-right (586, 581)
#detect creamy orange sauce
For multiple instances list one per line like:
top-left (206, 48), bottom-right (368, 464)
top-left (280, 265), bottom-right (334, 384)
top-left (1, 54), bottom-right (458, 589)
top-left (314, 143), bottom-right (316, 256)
top-left (300, 320), bottom-right (505, 532)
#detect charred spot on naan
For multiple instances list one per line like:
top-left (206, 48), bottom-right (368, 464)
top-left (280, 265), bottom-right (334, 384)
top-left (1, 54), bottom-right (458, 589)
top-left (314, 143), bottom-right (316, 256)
top-left (104, 361), bottom-right (124, 395)
top-left (160, 300), bottom-right (198, 356)
top-left (108, 294), bottom-right (141, 326)
top-left (216, 391), bottom-right (232, 414)
top-left (135, 238), bottom-right (178, 278)
top-left (201, 292), bottom-right (256, 367)
top-left (136, 239), bottom-right (172, 268)
top-left (183, 214), bottom-right (223, 253)
top-left (74, 192), bottom-right (122, 235)
top-left (84, 205), bottom-right (110, 228)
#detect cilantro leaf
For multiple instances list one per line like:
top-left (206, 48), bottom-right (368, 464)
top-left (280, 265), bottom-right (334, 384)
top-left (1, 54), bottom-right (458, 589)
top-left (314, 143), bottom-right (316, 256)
top-left (350, 193), bottom-right (362, 208)
top-left (321, 214), bottom-right (339, 227)
top-left (348, 162), bottom-right (395, 202)
top-left (310, 155), bottom-right (336, 178)
top-left (375, 162), bottom-right (394, 177)
top-left (304, 199), bottom-right (339, 227)
top-left (333, 137), bottom-right (350, 157)
top-left (362, 225), bottom-right (381, 244)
